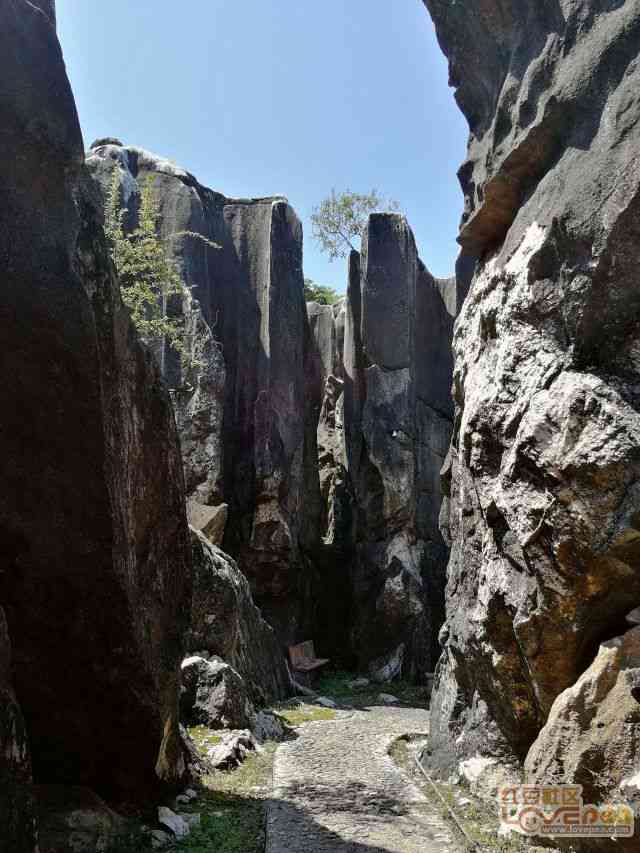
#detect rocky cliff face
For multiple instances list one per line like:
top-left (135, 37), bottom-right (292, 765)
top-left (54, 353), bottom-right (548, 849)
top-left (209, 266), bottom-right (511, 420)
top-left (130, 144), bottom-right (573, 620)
top-left (31, 0), bottom-right (56, 27)
top-left (305, 299), bottom-right (356, 661)
top-left (424, 0), bottom-right (640, 826)
top-left (87, 144), bottom-right (321, 645)
top-left (187, 528), bottom-right (291, 704)
top-left (313, 216), bottom-right (456, 681)
top-left (0, 4), bottom-right (191, 849)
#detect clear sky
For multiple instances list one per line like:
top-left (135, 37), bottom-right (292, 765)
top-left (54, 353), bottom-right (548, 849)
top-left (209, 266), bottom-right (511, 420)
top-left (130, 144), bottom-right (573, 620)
top-left (56, 0), bottom-right (468, 290)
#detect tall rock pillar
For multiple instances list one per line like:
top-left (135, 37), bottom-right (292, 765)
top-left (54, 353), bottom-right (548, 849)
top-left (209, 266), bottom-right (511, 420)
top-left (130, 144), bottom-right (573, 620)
top-left (344, 214), bottom-right (455, 680)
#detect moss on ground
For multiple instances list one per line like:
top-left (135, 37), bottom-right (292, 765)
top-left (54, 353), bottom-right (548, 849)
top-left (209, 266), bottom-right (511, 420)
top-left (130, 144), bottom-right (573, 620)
top-left (187, 725), bottom-right (222, 751)
top-left (273, 700), bottom-right (337, 726)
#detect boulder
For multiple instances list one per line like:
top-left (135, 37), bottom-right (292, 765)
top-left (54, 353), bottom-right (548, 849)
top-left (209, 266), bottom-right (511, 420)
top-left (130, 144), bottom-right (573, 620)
top-left (187, 528), bottom-right (291, 704)
top-left (424, 0), bottom-right (640, 798)
top-left (157, 807), bottom-right (190, 840)
top-left (36, 786), bottom-right (128, 853)
top-left (369, 643), bottom-right (405, 685)
top-left (315, 696), bottom-right (338, 709)
top-left (251, 710), bottom-right (286, 743)
top-left (0, 0), bottom-right (190, 811)
top-left (207, 731), bottom-right (259, 770)
top-left (525, 627), bottom-right (640, 848)
top-left (181, 656), bottom-right (251, 730)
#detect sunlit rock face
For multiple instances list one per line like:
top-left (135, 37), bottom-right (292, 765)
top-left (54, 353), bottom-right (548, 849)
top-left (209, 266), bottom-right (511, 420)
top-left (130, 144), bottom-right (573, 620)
top-left (0, 1), bottom-right (191, 840)
top-left (525, 627), bottom-right (640, 852)
top-left (424, 0), bottom-right (640, 808)
top-left (343, 216), bottom-right (457, 680)
top-left (87, 144), bottom-right (321, 644)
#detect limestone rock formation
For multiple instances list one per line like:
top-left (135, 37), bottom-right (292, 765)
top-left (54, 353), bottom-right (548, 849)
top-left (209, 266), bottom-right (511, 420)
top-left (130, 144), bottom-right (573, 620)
top-left (305, 298), bottom-right (355, 661)
top-left (37, 787), bottom-right (128, 853)
top-left (343, 215), bottom-right (457, 680)
top-left (525, 626), bottom-right (640, 850)
top-left (31, 0), bottom-right (56, 27)
top-left (187, 529), bottom-right (291, 704)
top-left (424, 0), bottom-right (640, 810)
top-left (0, 7), bottom-right (190, 849)
top-left (181, 656), bottom-right (251, 731)
top-left (307, 299), bottom-right (350, 545)
top-left (87, 143), bottom-right (321, 643)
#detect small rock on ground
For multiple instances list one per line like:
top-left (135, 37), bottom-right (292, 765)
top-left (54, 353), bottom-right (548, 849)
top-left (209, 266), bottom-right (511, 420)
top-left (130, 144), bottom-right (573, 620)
top-left (316, 696), bottom-right (338, 708)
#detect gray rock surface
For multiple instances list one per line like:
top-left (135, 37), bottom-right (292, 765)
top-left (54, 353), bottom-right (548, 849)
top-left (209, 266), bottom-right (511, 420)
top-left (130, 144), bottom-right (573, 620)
top-left (157, 806), bottom-right (190, 840)
top-left (187, 528), bottom-right (291, 704)
top-left (87, 143), bottom-right (321, 644)
top-left (343, 215), bottom-right (456, 680)
top-left (37, 786), bottom-right (128, 853)
top-left (181, 655), bottom-right (252, 730)
top-left (207, 730), bottom-right (259, 770)
top-left (0, 1), bottom-right (190, 828)
top-left (525, 627), bottom-right (640, 850)
top-left (31, 0), bottom-right (56, 27)
top-left (424, 0), bottom-right (640, 811)
top-left (305, 298), bottom-right (355, 662)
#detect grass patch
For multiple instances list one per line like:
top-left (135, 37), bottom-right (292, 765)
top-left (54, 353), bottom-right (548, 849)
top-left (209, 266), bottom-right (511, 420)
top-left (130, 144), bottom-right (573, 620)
top-left (122, 730), bottom-right (278, 852)
top-left (316, 669), bottom-right (429, 709)
top-left (273, 700), bottom-right (337, 726)
top-left (388, 736), bottom-right (530, 853)
top-left (169, 745), bottom-right (277, 853)
top-left (187, 725), bottom-right (222, 751)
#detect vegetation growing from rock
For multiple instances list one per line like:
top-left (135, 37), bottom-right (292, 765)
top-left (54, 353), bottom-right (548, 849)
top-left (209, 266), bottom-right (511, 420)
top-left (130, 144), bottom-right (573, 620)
top-left (104, 168), bottom-right (218, 365)
top-left (311, 189), bottom-right (400, 259)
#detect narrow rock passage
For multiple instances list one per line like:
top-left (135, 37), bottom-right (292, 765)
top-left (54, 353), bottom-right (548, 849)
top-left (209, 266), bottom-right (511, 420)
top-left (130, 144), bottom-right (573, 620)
top-left (266, 706), bottom-right (461, 853)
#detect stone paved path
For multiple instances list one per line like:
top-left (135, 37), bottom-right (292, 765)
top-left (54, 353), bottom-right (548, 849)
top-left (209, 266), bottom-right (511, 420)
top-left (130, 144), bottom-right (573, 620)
top-left (266, 705), bottom-right (462, 853)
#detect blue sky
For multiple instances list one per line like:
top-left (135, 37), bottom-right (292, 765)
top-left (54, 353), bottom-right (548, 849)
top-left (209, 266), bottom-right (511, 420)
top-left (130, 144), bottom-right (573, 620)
top-left (57, 0), bottom-right (467, 290)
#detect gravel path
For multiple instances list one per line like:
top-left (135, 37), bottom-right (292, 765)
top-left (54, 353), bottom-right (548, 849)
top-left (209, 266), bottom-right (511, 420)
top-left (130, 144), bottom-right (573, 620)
top-left (266, 705), bottom-right (462, 853)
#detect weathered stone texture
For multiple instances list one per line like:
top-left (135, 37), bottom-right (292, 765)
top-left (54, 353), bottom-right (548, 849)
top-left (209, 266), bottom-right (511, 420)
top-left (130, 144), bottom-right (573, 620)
top-left (424, 0), bottom-right (640, 811)
top-left (187, 529), bottom-right (291, 704)
top-left (343, 215), bottom-right (455, 680)
top-left (0, 1), bottom-right (190, 823)
top-left (31, 0), bottom-right (55, 27)
top-left (87, 144), bottom-right (320, 644)
top-left (525, 627), bottom-right (640, 850)
top-left (181, 655), bottom-right (251, 731)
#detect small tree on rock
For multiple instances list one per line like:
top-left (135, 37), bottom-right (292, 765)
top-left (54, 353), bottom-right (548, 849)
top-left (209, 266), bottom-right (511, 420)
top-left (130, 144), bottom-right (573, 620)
top-left (311, 189), bottom-right (400, 260)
